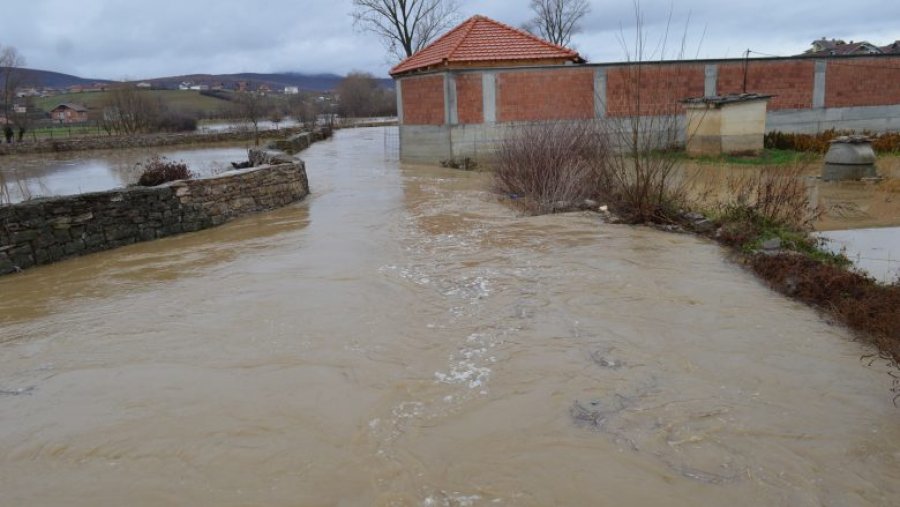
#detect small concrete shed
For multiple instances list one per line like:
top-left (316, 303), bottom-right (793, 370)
top-left (682, 94), bottom-right (773, 156)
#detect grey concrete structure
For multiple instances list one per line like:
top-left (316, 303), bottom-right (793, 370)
top-left (482, 72), bottom-right (497, 124)
top-left (396, 80), bottom-right (404, 123)
top-left (766, 104), bottom-right (900, 133)
top-left (813, 60), bottom-right (827, 109)
top-left (594, 68), bottom-right (607, 118)
top-left (704, 65), bottom-right (718, 98)
top-left (446, 74), bottom-right (457, 125)
top-left (822, 138), bottom-right (878, 181)
top-left (400, 125), bottom-right (452, 163)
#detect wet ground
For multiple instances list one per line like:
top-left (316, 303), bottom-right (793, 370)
top-left (1, 127), bottom-right (898, 506)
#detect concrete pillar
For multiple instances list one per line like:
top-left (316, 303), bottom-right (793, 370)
top-left (593, 68), bottom-right (607, 118)
top-left (446, 73), bottom-right (458, 125)
top-left (395, 80), bottom-right (404, 124)
top-left (482, 72), bottom-right (497, 124)
top-left (813, 60), bottom-right (827, 109)
top-left (704, 64), bottom-right (718, 97)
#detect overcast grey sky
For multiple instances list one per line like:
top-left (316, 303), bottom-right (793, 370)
top-left (1, 0), bottom-right (897, 80)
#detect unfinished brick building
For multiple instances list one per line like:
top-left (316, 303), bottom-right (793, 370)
top-left (391, 15), bottom-right (900, 163)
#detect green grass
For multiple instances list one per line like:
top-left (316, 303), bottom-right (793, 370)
top-left (34, 90), bottom-right (234, 117)
top-left (711, 206), bottom-right (852, 267)
top-left (670, 148), bottom-right (813, 166)
top-left (24, 125), bottom-right (106, 140)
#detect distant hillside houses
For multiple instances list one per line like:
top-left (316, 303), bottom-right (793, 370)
top-left (179, 81), bottom-right (210, 91)
top-left (804, 38), bottom-right (900, 56)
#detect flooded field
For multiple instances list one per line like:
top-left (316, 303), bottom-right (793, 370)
top-left (0, 143), bottom-right (254, 203)
top-left (1, 127), bottom-right (899, 506)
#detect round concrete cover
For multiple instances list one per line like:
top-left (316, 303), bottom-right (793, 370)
top-left (824, 142), bottom-right (876, 165)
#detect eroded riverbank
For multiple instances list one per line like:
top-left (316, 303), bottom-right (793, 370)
top-left (1, 127), bottom-right (898, 506)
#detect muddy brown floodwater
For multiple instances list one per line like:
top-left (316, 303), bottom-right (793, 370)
top-left (1, 127), bottom-right (899, 506)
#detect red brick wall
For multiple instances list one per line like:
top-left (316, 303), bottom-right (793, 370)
top-left (606, 64), bottom-right (705, 116)
top-left (717, 61), bottom-right (815, 110)
top-left (825, 58), bottom-right (900, 108)
top-left (455, 73), bottom-right (484, 124)
top-left (401, 75), bottom-right (445, 125)
top-left (497, 69), bottom-right (594, 122)
top-left (399, 56), bottom-right (900, 126)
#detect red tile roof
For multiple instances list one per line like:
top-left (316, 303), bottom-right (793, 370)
top-left (390, 15), bottom-right (583, 76)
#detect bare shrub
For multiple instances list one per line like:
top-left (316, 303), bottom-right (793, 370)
top-left (720, 163), bottom-right (817, 229)
top-left (586, 2), bottom-right (703, 223)
top-left (135, 156), bottom-right (193, 187)
top-left (155, 112), bottom-right (198, 133)
top-left (493, 122), bottom-right (608, 215)
top-left (597, 112), bottom-right (691, 222)
top-left (708, 162), bottom-right (821, 251)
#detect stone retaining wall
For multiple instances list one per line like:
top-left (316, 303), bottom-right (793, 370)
top-left (0, 127), bottom-right (307, 157)
top-left (0, 159), bottom-right (309, 275)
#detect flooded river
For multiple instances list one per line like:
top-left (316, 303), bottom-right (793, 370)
top-left (1, 127), bottom-right (899, 506)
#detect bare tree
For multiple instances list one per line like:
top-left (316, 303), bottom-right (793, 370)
top-left (0, 44), bottom-right (27, 139)
top-left (100, 85), bottom-right (161, 134)
top-left (232, 91), bottom-right (272, 145)
top-left (336, 72), bottom-right (379, 119)
top-left (524, 0), bottom-right (590, 47)
top-left (11, 96), bottom-right (36, 142)
top-left (352, 0), bottom-right (460, 60)
top-left (289, 94), bottom-right (319, 129)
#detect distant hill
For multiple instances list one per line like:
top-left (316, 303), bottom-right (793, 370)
top-left (18, 69), bottom-right (112, 89)
top-left (145, 72), bottom-right (394, 92)
top-left (18, 68), bottom-right (393, 93)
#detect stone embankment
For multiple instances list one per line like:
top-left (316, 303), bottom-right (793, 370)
top-left (0, 127), bottom-right (307, 157)
top-left (0, 152), bottom-right (309, 275)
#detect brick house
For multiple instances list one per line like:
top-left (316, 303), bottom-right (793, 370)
top-left (50, 103), bottom-right (89, 123)
top-left (392, 15), bottom-right (900, 164)
top-left (390, 15), bottom-right (586, 162)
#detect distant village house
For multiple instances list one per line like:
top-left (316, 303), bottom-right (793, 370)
top-left (50, 103), bottom-right (89, 124)
top-left (804, 37), bottom-right (900, 56)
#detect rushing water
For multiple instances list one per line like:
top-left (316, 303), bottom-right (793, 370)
top-left (1, 127), bottom-right (899, 506)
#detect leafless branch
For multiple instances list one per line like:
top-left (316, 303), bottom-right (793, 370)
top-left (524, 0), bottom-right (590, 47)
top-left (351, 0), bottom-right (460, 61)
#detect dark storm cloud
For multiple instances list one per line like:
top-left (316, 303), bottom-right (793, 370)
top-left (1, 0), bottom-right (897, 80)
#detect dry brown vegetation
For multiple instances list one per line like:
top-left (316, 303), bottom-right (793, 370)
top-left (135, 156), bottom-right (194, 187)
top-left (492, 122), bottom-right (608, 215)
top-left (711, 163), bottom-right (820, 249)
top-left (492, 119), bottom-right (692, 221)
top-left (765, 129), bottom-right (900, 154)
